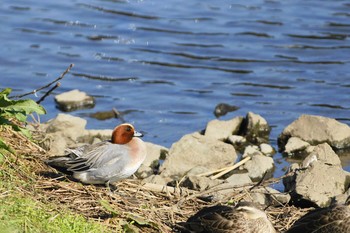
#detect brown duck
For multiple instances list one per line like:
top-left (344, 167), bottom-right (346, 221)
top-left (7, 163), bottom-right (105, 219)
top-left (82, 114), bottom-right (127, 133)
top-left (286, 202), bottom-right (350, 233)
top-left (181, 202), bottom-right (277, 233)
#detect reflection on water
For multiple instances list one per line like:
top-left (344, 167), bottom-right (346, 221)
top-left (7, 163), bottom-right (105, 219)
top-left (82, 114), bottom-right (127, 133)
top-left (1, 0), bottom-right (350, 190)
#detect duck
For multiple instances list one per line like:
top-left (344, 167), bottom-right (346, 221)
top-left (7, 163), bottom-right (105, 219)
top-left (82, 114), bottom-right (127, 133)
top-left (180, 202), bottom-right (277, 233)
top-left (45, 123), bottom-right (147, 187)
top-left (286, 201), bottom-right (350, 233)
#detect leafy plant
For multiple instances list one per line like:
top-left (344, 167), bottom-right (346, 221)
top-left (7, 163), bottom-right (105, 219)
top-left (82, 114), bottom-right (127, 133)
top-left (0, 88), bottom-right (46, 156)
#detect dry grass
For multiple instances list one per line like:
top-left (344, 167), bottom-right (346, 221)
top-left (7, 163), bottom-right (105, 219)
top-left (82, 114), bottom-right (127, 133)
top-left (0, 125), bottom-right (311, 232)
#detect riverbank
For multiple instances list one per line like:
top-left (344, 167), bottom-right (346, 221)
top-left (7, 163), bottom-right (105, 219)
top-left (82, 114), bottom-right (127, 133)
top-left (0, 112), bottom-right (349, 232)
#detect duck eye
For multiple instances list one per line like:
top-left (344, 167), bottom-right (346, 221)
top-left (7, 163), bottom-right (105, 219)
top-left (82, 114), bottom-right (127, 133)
top-left (126, 126), bottom-right (132, 132)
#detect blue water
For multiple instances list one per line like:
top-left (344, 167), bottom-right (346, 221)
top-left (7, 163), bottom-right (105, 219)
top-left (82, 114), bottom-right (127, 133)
top-left (1, 0), bottom-right (350, 189)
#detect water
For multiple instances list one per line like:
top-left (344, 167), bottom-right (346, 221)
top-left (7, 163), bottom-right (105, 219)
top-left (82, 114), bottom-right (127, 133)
top-left (1, 0), bottom-right (350, 189)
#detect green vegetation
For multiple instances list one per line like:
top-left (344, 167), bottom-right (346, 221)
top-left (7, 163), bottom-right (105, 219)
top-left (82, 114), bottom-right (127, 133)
top-left (0, 88), bottom-right (45, 156)
top-left (0, 193), bottom-right (107, 233)
top-left (0, 88), bottom-right (108, 233)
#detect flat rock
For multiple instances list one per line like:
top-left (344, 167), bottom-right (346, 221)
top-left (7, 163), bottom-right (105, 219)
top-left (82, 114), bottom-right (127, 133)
top-left (55, 89), bottom-right (95, 112)
top-left (240, 112), bottom-right (271, 144)
top-left (278, 114), bottom-right (350, 151)
top-left (204, 117), bottom-right (243, 140)
top-left (283, 143), bottom-right (347, 207)
top-left (159, 132), bottom-right (237, 179)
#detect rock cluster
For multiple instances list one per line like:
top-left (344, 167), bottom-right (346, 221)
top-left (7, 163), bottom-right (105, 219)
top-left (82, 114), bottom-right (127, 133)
top-left (40, 112), bottom-right (350, 209)
top-left (55, 89), bottom-right (95, 112)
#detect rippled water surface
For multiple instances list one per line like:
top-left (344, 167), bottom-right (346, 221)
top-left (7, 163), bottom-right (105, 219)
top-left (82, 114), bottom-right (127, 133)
top-left (1, 0), bottom-right (350, 187)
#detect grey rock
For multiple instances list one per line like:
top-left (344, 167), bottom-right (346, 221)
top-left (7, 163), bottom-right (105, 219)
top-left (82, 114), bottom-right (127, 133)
top-left (159, 132), bottom-right (237, 179)
top-left (143, 175), bottom-right (169, 186)
top-left (249, 187), bottom-right (291, 206)
top-left (204, 117), bottom-right (243, 140)
top-left (181, 176), bottom-right (223, 191)
top-left (186, 166), bottom-right (211, 177)
top-left (259, 143), bottom-right (275, 156)
top-left (242, 145), bottom-right (262, 158)
top-left (283, 144), bottom-right (347, 207)
top-left (226, 173), bottom-right (252, 186)
top-left (278, 114), bottom-right (350, 151)
top-left (242, 155), bottom-right (275, 181)
top-left (144, 142), bottom-right (168, 167)
top-left (241, 112), bottom-right (271, 144)
top-left (55, 89), bottom-right (95, 112)
top-left (284, 137), bottom-right (311, 158)
top-left (46, 113), bottom-right (87, 141)
top-left (135, 164), bottom-right (153, 179)
top-left (227, 135), bottom-right (246, 145)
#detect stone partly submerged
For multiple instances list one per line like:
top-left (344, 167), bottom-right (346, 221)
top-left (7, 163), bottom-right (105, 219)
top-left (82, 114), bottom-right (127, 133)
top-left (278, 114), bottom-right (350, 152)
top-left (55, 89), bottom-right (95, 112)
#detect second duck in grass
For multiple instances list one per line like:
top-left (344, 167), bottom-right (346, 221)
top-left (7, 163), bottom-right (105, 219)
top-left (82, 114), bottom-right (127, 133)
top-left (180, 202), bottom-right (277, 233)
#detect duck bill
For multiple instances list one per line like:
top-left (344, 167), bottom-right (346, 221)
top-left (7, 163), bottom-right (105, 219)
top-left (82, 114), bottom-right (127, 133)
top-left (134, 131), bottom-right (143, 137)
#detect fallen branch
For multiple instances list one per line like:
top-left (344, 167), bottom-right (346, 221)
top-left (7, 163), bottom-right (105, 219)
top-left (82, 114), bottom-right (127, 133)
top-left (12, 63), bottom-right (74, 99)
top-left (36, 82), bottom-right (61, 104)
top-left (210, 156), bottom-right (251, 180)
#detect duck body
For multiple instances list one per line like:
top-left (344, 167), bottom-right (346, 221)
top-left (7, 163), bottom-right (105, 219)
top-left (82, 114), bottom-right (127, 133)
top-left (45, 123), bottom-right (147, 185)
top-left (286, 204), bottom-right (350, 233)
top-left (182, 202), bottom-right (276, 233)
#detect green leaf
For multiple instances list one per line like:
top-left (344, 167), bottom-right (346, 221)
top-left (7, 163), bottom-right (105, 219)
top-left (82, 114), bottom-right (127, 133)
top-left (0, 137), bottom-right (14, 155)
top-left (0, 88), bottom-right (12, 98)
top-left (126, 213), bottom-right (158, 228)
top-left (99, 200), bottom-right (119, 217)
top-left (5, 99), bottom-right (46, 115)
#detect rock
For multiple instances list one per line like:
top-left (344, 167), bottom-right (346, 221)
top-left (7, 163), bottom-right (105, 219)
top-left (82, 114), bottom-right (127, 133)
top-left (143, 175), bottom-right (169, 186)
top-left (46, 132), bottom-right (67, 155)
top-left (278, 114), bottom-right (350, 151)
top-left (242, 145), bottom-right (262, 158)
top-left (283, 143), bottom-right (347, 207)
top-left (248, 187), bottom-right (291, 206)
top-left (46, 113), bottom-right (87, 141)
top-left (334, 188), bottom-right (350, 205)
top-left (55, 89), bottom-right (95, 112)
top-left (213, 103), bottom-right (239, 118)
top-left (135, 164), bottom-right (153, 179)
top-left (181, 176), bottom-right (224, 191)
top-left (204, 117), bottom-right (243, 140)
top-left (305, 143), bottom-right (342, 166)
top-left (144, 142), bottom-right (168, 168)
top-left (159, 132), bottom-right (237, 179)
top-left (186, 166), bottom-right (211, 177)
top-left (283, 137), bottom-right (311, 158)
top-left (225, 173), bottom-right (252, 186)
top-left (240, 112), bottom-right (271, 144)
top-left (242, 155), bottom-right (274, 181)
top-left (227, 135), bottom-right (246, 145)
top-left (259, 143), bottom-right (275, 156)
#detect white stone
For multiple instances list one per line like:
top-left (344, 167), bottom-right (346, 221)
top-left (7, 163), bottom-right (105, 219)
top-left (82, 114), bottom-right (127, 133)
top-left (259, 143), bottom-right (275, 156)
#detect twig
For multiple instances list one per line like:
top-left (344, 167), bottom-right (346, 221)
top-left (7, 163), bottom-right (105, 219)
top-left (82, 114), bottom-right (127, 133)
top-left (12, 64), bottom-right (74, 99)
top-left (36, 82), bottom-right (61, 104)
top-left (210, 156), bottom-right (251, 180)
